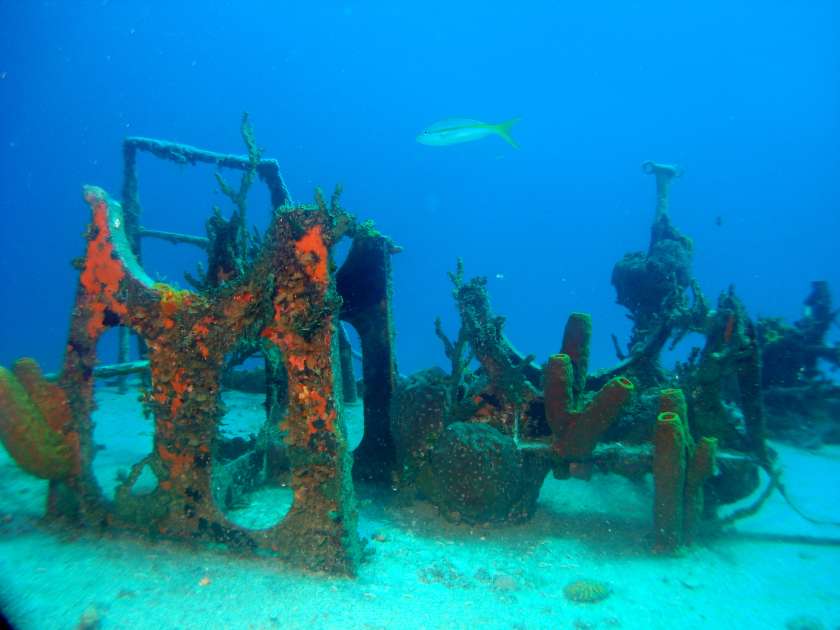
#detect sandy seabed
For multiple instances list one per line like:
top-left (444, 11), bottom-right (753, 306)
top-left (1, 384), bottom-right (838, 630)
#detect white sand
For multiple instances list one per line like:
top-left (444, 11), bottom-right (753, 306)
top-left (1, 384), bottom-right (838, 630)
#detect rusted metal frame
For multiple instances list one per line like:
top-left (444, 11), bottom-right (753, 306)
top-left (51, 186), bottom-right (361, 574)
top-left (115, 135), bottom-right (292, 388)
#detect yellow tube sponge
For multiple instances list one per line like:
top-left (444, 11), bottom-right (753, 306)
top-left (652, 411), bottom-right (687, 553)
top-left (0, 359), bottom-right (76, 479)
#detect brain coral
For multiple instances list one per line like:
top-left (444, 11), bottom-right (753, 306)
top-left (563, 578), bottom-right (611, 603)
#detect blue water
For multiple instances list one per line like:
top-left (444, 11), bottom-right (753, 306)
top-left (1, 1), bottom-right (838, 375)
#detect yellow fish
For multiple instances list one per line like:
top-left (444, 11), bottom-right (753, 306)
top-left (417, 117), bottom-right (520, 148)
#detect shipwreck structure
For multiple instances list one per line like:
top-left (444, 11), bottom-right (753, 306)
top-left (3, 122), bottom-right (827, 574)
top-left (0, 122), bottom-right (400, 574)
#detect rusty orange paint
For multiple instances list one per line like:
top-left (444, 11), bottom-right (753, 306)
top-left (723, 313), bottom-right (735, 344)
top-left (295, 224), bottom-right (328, 284)
top-left (474, 405), bottom-right (493, 418)
top-left (260, 229), bottom-right (339, 444)
top-left (260, 325), bottom-right (279, 344)
top-left (171, 369), bottom-right (188, 395)
top-left (192, 322), bottom-right (211, 336)
top-left (158, 444), bottom-right (192, 479)
top-left (260, 301), bottom-right (286, 346)
top-left (158, 285), bottom-right (193, 319)
top-left (79, 201), bottom-right (128, 338)
top-left (170, 368), bottom-right (189, 417)
top-left (307, 388), bottom-right (329, 420)
top-left (223, 295), bottom-right (252, 321)
top-left (191, 317), bottom-right (214, 360)
top-left (289, 382), bottom-right (336, 438)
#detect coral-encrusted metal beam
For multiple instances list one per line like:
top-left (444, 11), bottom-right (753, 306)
top-left (44, 185), bottom-right (362, 573)
top-left (123, 136), bottom-right (291, 212)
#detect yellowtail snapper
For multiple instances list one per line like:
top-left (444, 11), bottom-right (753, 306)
top-left (417, 117), bottom-right (520, 149)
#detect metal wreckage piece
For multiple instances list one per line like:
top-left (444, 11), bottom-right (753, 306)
top-left (0, 133), bottom-right (399, 575)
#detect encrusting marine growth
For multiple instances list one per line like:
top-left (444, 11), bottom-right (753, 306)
top-left (0, 359), bottom-right (78, 480)
top-left (0, 122), bottom-right (825, 572)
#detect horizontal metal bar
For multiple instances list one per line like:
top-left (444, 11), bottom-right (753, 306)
top-left (139, 228), bottom-right (209, 249)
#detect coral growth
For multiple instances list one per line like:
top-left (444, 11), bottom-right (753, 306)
top-left (652, 389), bottom-right (719, 553)
top-left (419, 421), bottom-right (548, 524)
top-left (79, 188), bottom-right (129, 338)
top-left (49, 182), bottom-right (368, 573)
top-left (545, 352), bottom-right (634, 470)
top-left (543, 314), bottom-right (634, 477)
top-left (652, 410), bottom-right (688, 552)
top-left (563, 579), bottom-right (611, 603)
top-left (0, 359), bottom-right (77, 479)
top-left (683, 436), bottom-right (718, 543)
top-left (608, 162), bottom-right (706, 390)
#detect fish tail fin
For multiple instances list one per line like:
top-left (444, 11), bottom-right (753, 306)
top-left (494, 117), bottom-right (521, 149)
